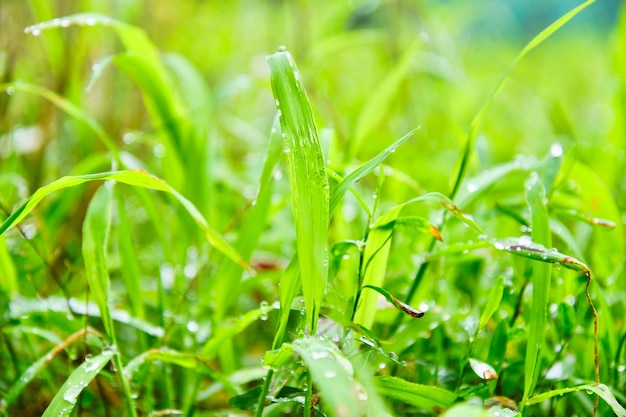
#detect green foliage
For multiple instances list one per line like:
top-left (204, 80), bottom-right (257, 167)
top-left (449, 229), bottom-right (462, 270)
top-left (1, 1), bottom-right (625, 416)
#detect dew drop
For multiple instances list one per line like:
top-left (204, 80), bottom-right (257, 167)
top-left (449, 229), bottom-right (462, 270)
top-left (60, 19), bottom-right (71, 27)
top-left (278, 45), bottom-right (288, 52)
top-left (6, 86), bottom-right (15, 96)
top-left (324, 370), bottom-right (336, 378)
top-left (550, 143), bottom-right (563, 158)
top-left (85, 17), bottom-right (97, 26)
top-left (466, 182), bottom-right (479, 193)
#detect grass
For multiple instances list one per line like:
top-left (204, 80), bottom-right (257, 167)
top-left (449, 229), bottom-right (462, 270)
top-left (1, 1), bottom-right (625, 416)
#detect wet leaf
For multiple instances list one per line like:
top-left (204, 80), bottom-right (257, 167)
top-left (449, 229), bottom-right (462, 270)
top-left (362, 285), bottom-right (424, 318)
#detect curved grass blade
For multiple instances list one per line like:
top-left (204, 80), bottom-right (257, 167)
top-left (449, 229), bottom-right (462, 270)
top-left (291, 336), bottom-right (359, 417)
top-left (484, 236), bottom-right (588, 273)
top-left (0, 170), bottom-right (250, 272)
top-left (329, 127), bottom-right (418, 217)
top-left (449, 0), bottom-right (596, 198)
top-left (41, 349), bottom-right (115, 417)
top-left (526, 384), bottom-right (626, 417)
top-left (82, 184), bottom-right (115, 339)
top-left (375, 376), bottom-right (457, 412)
top-left (0, 235), bottom-right (17, 295)
top-left (267, 48), bottom-right (329, 332)
top-left (478, 276), bottom-right (504, 330)
top-left (362, 285), bottom-right (424, 318)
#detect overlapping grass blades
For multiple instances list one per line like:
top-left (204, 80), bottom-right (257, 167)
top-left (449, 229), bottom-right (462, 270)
top-left (267, 49), bottom-right (329, 332)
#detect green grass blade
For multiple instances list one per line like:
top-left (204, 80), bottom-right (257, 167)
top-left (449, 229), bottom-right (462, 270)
top-left (526, 384), bottom-right (626, 417)
top-left (478, 276), bottom-right (504, 330)
top-left (114, 192), bottom-right (145, 320)
top-left (329, 127), bottom-right (418, 217)
top-left (124, 348), bottom-right (198, 381)
top-left (449, 0), bottom-right (596, 198)
top-left (0, 170), bottom-right (250, 272)
top-left (41, 349), bottom-right (115, 417)
top-left (82, 184), bottom-right (115, 339)
top-left (267, 48), bottom-right (329, 332)
top-left (375, 376), bottom-right (457, 412)
top-left (522, 173), bottom-right (552, 405)
top-left (291, 336), bottom-right (359, 417)
top-left (0, 236), bottom-right (17, 295)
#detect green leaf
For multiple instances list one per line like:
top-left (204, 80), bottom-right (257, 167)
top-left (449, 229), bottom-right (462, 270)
top-left (526, 384), bottom-right (626, 417)
top-left (82, 184), bottom-right (115, 339)
top-left (0, 235), bottom-right (17, 295)
top-left (267, 48), bottom-right (329, 332)
top-left (263, 343), bottom-right (295, 371)
top-left (41, 350), bottom-right (115, 417)
top-left (449, 0), bottom-right (596, 198)
top-left (330, 127), bottom-right (418, 217)
top-left (478, 276), bottom-right (504, 330)
top-left (375, 376), bottom-right (457, 411)
top-left (522, 173), bottom-right (552, 404)
top-left (0, 170), bottom-right (250, 272)
top-left (124, 348), bottom-right (199, 380)
top-left (291, 336), bottom-right (359, 417)
top-left (362, 285), bottom-right (424, 318)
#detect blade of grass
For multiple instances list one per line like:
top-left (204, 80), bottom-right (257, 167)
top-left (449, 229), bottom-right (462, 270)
top-left (82, 183), bottom-right (138, 417)
top-left (41, 349), bottom-right (115, 417)
top-left (267, 48), bottom-right (329, 332)
top-left (329, 127), bottom-right (419, 217)
top-left (449, 0), bottom-right (597, 199)
top-left (0, 170), bottom-right (250, 272)
top-left (526, 384), bottom-right (626, 417)
top-left (375, 376), bottom-right (457, 412)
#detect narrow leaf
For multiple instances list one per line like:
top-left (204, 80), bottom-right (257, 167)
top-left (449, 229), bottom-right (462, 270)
top-left (267, 48), bottom-right (329, 332)
top-left (375, 376), bottom-right (457, 411)
top-left (526, 384), bottom-right (626, 417)
top-left (363, 285), bottom-right (424, 318)
top-left (41, 350), bottom-right (114, 417)
top-left (478, 276), bottom-right (504, 330)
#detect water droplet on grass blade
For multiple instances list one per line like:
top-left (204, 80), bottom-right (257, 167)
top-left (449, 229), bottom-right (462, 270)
top-left (466, 182), bottom-right (479, 193)
top-left (324, 370), bottom-right (336, 378)
top-left (550, 143), bottom-right (563, 157)
top-left (5, 86), bottom-right (15, 96)
top-left (278, 45), bottom-right (288, 52)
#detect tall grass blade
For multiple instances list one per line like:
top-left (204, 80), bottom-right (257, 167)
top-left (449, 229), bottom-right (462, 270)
top-left (522, 173), bottom-right (552, 405)
top-left (0, 236), bottom-right (17, 295)
top-left (449, 0), bottom-right (596, 198)
top-left (526, 384), bottom-right (626, 417)
top-left (267, 48), bottom-right (329, 332)
top-left (82, 183), bottom-right (115, 339)
top-left (41, 349), bottom-right (115, 417)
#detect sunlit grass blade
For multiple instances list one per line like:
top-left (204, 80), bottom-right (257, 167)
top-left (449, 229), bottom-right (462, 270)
top-left (41, 349), bottom-right (115, 417)
top-left (375, 376), bottom-right (457, 412)
top-left (478, 276), bottom-right (504, 330)
top-left (124, 348), bottom-right (199, 380)
top-left (0, 170), bottom-right (250, 271)
top-left (329, 127), bottom-right (418, 217)
top-left (267, 48), bottom-right (329, 332)
top-left (449, 0), bottom-right (596, 198)
top-left (362, 285), bottom-right (424, 318)
top-left (291, 336), bottom-right (359, 417)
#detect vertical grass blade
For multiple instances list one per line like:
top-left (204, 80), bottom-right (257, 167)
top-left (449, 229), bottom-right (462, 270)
top-left (522, 173), bottom-right (552, 406)
top-left (267, 48), bottom-right (329, 332)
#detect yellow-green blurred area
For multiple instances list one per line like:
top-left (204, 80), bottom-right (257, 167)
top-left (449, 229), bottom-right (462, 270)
top-left (1, 0), bottom-right (624, 202)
